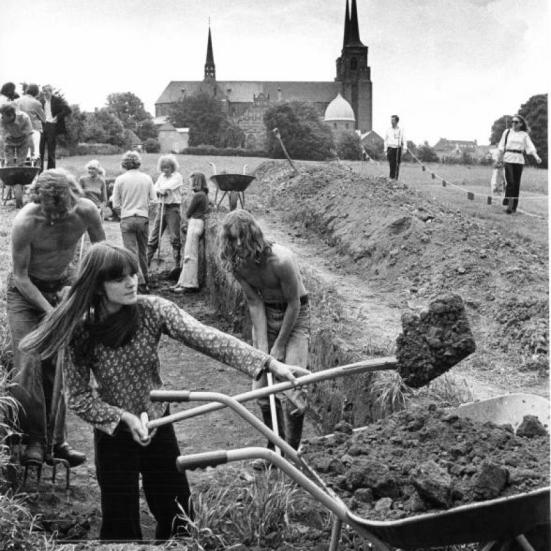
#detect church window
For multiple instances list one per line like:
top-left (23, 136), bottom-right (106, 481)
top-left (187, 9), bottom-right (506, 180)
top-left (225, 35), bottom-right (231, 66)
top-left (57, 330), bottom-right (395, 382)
top-left (351, 58), bottom-right (357, 70)
top-left (333, 123), bottom-right (337, 129)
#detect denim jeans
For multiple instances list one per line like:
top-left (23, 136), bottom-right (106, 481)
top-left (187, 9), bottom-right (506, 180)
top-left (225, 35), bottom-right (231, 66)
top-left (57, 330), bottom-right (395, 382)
top-left (6, 276), bottom-right (66, 445)
top-left (147, 203), bottom-right (181, 266)
top-left (253, 302), bottom-right (310, 449)
top-left (94, 422), bottom-right (192, 541)
top-left (176, 218), bottom-right (204, 289)
top-left (121, 216), bottom-right (149, 285)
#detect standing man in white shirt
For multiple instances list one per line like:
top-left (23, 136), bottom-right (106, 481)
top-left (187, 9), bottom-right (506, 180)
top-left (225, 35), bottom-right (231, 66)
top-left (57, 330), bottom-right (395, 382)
top-left (384, 115), bottom-right (406, 180)
top-left (111, 151), bottom-right (156, 293)
top-left (39, 85), bottom-right (71, 171)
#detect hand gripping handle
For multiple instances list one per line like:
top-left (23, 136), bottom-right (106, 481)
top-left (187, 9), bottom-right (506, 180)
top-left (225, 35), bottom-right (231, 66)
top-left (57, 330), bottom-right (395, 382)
top-left (176, 451), bottom-right (228, 471)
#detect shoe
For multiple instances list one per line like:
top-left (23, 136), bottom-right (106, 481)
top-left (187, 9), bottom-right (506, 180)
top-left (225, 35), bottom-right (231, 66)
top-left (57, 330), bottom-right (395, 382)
top-left (502, 198), bottom-right (508, 206)
top-left (171, 286), bottom-right (185, 293)
top-left (22, 441), bottom-right (44, 465)
top-left (505, 208), bottom-right (512, 214)
top-left (138, 284), bottom-right (150, 294)
top-left (48, 442), bottom-right (86, 468)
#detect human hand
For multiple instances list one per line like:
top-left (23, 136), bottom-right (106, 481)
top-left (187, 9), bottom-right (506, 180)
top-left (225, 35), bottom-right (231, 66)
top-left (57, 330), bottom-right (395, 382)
top-left (535, 156), bottom-right (542, 165)
top-left (122, 411), bottom-right (151, 446)
top-left (268, 359), bottom-right (310, 383)
top-left (57, 285), bottom-right (71, 302)
top-left (269, 342), bottom-right (286, 362)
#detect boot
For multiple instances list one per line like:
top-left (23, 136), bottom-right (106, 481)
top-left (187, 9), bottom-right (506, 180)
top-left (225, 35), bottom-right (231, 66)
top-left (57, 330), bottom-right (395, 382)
top-left (22, 440), bottom-right (44, 465)
top-left (47, 442), bottom-right (86, 468)
top-left (168, 248), bottom-right (182, 281)
top-left (284, 408), bottom-right (305, 451)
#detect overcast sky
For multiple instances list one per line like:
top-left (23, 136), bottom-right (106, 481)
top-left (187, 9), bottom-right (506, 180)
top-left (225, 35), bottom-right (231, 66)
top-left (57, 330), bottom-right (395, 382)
top-left (1, 0), bottom-right (548, 145)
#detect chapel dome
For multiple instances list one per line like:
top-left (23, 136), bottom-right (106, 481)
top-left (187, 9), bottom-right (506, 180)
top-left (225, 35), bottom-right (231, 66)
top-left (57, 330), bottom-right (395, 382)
top-left (324, 93), bottom-right (355, 122)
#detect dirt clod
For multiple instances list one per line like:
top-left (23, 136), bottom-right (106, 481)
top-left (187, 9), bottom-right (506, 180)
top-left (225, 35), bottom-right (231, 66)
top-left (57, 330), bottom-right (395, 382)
top-left (517, 415), bottom-right (548, 438)
top-left (396, 293), bottom-right (476, 388)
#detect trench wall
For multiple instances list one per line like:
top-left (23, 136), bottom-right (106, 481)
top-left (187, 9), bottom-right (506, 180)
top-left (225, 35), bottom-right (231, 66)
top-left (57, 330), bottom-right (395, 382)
top-left (203, 212), bottom-right (395, 433)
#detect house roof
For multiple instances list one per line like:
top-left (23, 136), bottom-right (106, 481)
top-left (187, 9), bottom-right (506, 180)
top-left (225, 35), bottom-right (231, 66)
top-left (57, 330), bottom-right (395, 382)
top-left (434, 138), bottom-right (477, 149)
top-left (156, 80), bottom-right (340, 105)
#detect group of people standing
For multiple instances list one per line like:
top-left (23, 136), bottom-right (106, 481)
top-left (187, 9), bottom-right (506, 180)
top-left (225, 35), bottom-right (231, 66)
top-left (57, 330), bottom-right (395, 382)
top-left (0, 81), bottom-right (71, 170)
top-left (6, 150), bottom-right (312, 541)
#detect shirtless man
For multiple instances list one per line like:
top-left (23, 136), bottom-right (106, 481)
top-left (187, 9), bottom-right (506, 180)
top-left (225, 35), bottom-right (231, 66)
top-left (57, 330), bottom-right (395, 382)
top-left (219, 209), bottom-right (309, 450)
top-left (7, 169), bottom-right (105, 466)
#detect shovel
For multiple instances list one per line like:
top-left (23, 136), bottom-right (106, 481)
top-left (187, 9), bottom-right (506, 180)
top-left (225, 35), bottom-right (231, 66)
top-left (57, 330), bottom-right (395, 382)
top-left (153, 197), bottom-right (166, 267)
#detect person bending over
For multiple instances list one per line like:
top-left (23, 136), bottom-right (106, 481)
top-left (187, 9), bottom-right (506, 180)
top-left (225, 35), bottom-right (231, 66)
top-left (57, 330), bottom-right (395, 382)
top-left (20, 242), bottom-right (309, 541)
top-left (219, 209), bottom-right (310, 450)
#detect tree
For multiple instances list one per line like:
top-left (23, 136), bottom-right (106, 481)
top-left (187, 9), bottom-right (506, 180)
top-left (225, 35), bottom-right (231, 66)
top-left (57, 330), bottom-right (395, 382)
top-left (263, 102), bottom-right (335, 161)
top-left (136, 118), bottom-right (158, 141)
top-left (58, 104), bottom-right (87, 153)
top-left (416, 141), bottom-right (439, 163)
top-left (106, 92), bottom-right (151, 132)
top-left (519, 93), bottom-right (547, 168)
top-left (168, 91), bottom-right (230, 147)
top-left (336, 131), bottom-right (363, 160)
top-left (489, 115), bottom-right (509, 145)
top-left (84, 108), bottom-right (126, 147)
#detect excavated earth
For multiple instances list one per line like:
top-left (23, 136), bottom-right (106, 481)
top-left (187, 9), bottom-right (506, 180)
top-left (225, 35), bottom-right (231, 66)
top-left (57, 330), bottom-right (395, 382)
top-left (301, 406), bottom-right (550, 521)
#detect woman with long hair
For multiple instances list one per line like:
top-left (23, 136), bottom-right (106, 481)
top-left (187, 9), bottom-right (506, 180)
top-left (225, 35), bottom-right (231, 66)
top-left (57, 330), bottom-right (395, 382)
top-left (79, 159), bottom-right (107, 216)
top-left (20, 242), bottom-right (308, 542)
top-left (172, 172), bottom-right (209, 293)
top-left (498, 114), bottom-right (542, 214)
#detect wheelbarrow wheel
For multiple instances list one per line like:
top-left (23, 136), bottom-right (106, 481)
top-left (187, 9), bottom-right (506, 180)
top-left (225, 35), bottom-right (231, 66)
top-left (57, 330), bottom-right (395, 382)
top-left (228, 191), bottom-right (239, 211)
top-left (14, 184), bottom-right (24, 209)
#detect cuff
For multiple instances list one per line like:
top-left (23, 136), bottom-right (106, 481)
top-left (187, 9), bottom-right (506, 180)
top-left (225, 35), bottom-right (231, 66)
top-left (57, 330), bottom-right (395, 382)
top-left (254, 356), bottom-right (272, 381)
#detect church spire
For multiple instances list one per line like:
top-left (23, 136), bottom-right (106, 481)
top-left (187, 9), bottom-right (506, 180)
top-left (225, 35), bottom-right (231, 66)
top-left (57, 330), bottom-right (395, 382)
top-left (347, 0), bottom-right (364, 46)
top-left (204, 23), bottom-right (216, 80)
top-left (342, 0), bottom-right (350, 48)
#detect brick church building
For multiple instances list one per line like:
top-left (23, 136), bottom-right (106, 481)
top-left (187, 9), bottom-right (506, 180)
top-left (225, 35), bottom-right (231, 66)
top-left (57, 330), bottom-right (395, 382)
top-left (155, 0), bottom-right (372, 150)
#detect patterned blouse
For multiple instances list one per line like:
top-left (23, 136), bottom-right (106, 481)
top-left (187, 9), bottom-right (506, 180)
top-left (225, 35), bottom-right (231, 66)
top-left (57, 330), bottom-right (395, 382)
top-left (66, 295), bottom-right (270, 435)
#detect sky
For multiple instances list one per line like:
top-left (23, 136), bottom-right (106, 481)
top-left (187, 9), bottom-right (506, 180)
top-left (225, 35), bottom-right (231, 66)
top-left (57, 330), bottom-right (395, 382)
top-left (0, 0), bottom-right (548, 145)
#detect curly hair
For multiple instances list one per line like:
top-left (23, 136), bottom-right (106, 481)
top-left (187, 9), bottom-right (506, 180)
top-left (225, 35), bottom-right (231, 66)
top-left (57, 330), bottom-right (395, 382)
top-left (219, 209), bottom-right (272, 273)
top-left (26, 84), bottom-right (39, 97)
top-left (157, 154), bottom-right (179, 173)
top-left (85, 159), bottom-right (106, 176)
top-left (29, 169), bottom-right (82, 210)
top-left (0, 82), bottom-right (18, 100)
top-left (121, 150), bottom-right (142, 170)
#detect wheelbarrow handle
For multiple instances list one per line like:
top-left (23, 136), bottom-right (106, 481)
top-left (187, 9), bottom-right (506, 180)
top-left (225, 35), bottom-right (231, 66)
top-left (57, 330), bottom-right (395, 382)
top-left (177, 450), bottom-right (228, 471)
top-left (149, 356), bottom-right (397, 427)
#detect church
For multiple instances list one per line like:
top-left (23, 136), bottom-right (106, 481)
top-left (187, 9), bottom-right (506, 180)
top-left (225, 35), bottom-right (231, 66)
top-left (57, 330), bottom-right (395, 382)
top-left (155, 0), bottom-right (372, 151)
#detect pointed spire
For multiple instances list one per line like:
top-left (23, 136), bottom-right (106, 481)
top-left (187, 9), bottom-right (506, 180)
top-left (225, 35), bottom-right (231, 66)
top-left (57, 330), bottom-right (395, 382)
top-left (204, 23), bottom-right (216, 80)
top-left (342, 0), bottom-right (350, 49)
top-left (347, 0), bottom-right (364, 46)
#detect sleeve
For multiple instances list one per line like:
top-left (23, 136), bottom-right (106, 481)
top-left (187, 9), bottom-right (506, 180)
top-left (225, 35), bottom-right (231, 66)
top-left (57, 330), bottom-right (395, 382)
top-left (152, 297), bottom-right (270, 379)
top-left (21, 113), bottom-right (33, 135)
top-left (101, 178), bottom-right (107, 203)
top-left (111, 178), bottom-right (121, 209)
top-left (149, 177), bottom-right (157, 202)
top-left (524, 134), bottom-right (537, 157)
top-left (65, 337), bottom-right (125, 435)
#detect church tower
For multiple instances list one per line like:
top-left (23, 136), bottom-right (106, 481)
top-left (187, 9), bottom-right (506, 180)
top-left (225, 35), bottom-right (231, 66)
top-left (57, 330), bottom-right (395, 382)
top-left (204, 25), bottom-right (216, 81)
top-left (335, 0), bottom-right (372, 132)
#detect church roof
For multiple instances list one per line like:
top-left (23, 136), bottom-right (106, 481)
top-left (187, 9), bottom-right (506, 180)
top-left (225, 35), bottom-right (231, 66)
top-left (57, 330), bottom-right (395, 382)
top-left (156, 80), bottom-right (339, 105)
top-left (324, 93), bottom-right (355, 122)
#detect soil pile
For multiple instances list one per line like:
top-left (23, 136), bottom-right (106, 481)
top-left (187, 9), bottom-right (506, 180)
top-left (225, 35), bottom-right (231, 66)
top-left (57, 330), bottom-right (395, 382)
top-left (301, 405), bottom-right (549, 521)
top-left (254, 161), bottom-right (549, 374)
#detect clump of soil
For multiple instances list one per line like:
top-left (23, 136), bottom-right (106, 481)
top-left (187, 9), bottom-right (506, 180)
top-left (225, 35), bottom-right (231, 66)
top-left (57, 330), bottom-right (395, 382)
top-left (397, 293), bottom-right (476, 388)
top-left (301, 405), bottom-right (549, 521)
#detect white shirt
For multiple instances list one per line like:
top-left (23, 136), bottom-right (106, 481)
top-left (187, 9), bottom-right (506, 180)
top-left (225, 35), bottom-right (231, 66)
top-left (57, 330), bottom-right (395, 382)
top-left (112, 169), bottom-right (156, 218)
top-left (498, 129), bottom-right (537, 165)
top-left (44, 99), bottom-right (56, 123)
top-left (154, 172), bottom-right (184, 204)
top-left (384, 126), bottom-right (406, 152)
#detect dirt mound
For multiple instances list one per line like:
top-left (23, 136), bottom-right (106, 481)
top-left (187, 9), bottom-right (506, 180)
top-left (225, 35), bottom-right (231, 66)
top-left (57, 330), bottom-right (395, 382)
top-left (301, 405), bottom-right (549, 521)
top-left (254, 161), bottom-right (548, 373)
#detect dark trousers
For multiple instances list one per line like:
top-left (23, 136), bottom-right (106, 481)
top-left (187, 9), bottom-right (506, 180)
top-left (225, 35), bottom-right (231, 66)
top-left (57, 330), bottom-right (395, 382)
top-left (504, 162), bottom-right (523, 211)
top-left (387, 148), bottom-right (401, 179)
top-left (94, 423), bottom-right (192, 542)
top-left (39, 122), bottom-right (57, 170)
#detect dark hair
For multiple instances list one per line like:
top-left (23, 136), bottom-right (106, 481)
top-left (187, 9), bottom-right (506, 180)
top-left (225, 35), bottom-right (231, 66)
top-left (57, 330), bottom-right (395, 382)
top-left (20, 243), bottom-right (139, 358)
top-left (391, 115), bottom-right (400, 122)
top-left (0, 82), bottom-right (18, 100)
top-left (0, 104), bottom-right (16, 117)
top-left (512, 114), bottom-right (528, 132)
top-left (190, 172), bottom-right (209, 194)
top-left (26, 84), bottom-right (39, 97)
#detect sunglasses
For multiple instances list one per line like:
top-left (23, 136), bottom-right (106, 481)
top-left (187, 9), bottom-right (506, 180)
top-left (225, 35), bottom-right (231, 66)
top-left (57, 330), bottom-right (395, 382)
top-left (512, 120), bottom-right (521, 124)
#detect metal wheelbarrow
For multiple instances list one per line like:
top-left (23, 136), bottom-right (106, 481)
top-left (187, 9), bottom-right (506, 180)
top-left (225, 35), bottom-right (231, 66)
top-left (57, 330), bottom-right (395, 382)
top-left (0, 165), bottom-right (40, 208)
top-left (149, 376), bottom-right (550, 551)
top-left (208, 162), bottom-right (255, 211)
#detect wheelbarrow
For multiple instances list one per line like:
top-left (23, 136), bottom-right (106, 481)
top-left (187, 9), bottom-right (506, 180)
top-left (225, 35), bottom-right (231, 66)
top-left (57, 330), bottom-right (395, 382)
top-left (0, 165), bottom-right (40, 208)
top-left (208, 162), bottom-right (255, 211)
top-left (149, 378), bottom-right (550, 551)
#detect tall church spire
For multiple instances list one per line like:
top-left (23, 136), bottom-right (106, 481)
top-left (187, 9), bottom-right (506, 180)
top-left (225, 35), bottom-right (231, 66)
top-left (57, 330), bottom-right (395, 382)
top-left (342, 0), bottom-right (350, 48)
top-left (204, 24), bottom-right (216, 80)
top-left (347, 0), bottom-right (364, 46)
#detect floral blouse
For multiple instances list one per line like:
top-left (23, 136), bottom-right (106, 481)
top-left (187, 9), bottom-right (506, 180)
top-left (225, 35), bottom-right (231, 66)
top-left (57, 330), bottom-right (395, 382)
top-left (66, 295), bottom-right (270, 434)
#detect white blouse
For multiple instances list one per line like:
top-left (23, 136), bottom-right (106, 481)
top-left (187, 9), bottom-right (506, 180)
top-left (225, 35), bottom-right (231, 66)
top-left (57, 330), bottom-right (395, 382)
top-left (498, 129), bottom-right (537, 165)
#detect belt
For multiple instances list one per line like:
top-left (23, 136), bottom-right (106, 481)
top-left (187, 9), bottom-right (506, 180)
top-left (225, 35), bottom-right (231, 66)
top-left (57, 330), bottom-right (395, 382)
top-left (29, 274), bottom-right (69, 293)
top-left (265, 295), bottom-right (309, 311)
top-left (506, 149), bottom-right (524, 154)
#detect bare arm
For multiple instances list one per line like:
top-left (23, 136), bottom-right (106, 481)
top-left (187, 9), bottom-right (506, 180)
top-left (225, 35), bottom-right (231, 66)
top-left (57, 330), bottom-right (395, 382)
top-left (81, 199), bottom-right (106, 243)
top-left (11, 215), bottom-right (54, 313)
top-left (270, 256), bottom-right (301, 360)
top-left (235, 274), bottom-right (269, 352)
